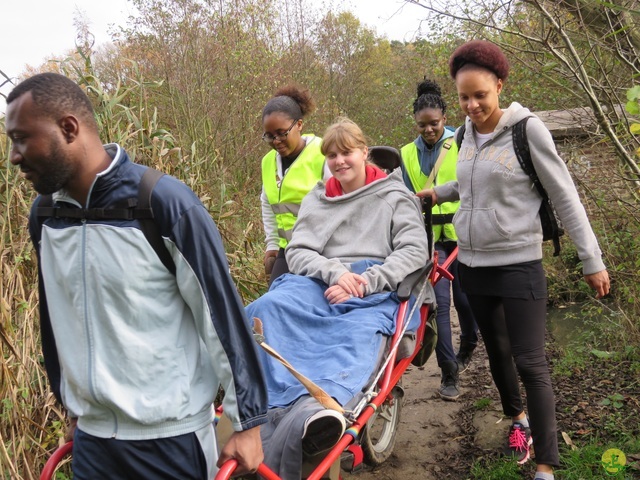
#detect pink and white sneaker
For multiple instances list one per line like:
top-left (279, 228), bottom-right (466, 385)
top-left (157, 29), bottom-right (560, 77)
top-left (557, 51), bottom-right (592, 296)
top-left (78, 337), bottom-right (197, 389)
top-left (505, 422), bottom-right (533, 464)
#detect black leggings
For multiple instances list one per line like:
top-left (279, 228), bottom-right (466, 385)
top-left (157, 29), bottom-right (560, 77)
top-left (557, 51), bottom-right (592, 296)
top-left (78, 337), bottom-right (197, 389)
top-left (466, 293), bottom-right (559, 467)
top-left (268, 248), bottom-right (289, 287)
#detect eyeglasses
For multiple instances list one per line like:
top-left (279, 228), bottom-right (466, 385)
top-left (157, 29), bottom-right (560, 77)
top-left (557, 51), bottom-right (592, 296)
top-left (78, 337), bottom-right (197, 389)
top-left (262, 119), bottom-right (299, 143)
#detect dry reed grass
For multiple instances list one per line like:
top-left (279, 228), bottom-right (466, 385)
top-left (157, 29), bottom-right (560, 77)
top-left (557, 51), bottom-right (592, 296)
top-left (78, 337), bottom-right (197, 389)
top-left (0, 138), bottom-right (67, 477)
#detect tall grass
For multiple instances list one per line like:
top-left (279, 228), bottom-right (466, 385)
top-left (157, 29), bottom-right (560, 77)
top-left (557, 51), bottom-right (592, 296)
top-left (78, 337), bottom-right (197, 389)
top-left (62, 52), bottom-right (267, 299)
top-left (0, 121), bottom-right (62, 477)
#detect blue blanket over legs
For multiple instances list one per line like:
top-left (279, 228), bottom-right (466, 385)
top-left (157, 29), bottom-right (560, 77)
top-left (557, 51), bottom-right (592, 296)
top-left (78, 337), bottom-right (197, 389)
top-left (245, 261), bottom-right (420, 408)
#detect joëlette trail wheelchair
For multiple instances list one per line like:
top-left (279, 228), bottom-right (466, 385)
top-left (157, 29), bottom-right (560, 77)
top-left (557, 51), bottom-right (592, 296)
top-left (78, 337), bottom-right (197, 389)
top-left (215, 146), bottom-right (457, 480)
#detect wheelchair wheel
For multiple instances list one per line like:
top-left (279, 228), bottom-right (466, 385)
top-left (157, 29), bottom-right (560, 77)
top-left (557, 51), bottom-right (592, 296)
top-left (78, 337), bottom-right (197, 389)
top-left (361, 382), bottom-right (403, 466)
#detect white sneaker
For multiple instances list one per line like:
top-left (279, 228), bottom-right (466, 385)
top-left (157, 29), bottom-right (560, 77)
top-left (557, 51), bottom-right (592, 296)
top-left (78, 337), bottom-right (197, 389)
top-left (301, 409), bottom-right (346, 456)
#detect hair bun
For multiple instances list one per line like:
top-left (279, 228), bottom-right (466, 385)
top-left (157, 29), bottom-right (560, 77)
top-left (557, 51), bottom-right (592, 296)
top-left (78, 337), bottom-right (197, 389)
top-left (416, 78), bottom-right (442, 99)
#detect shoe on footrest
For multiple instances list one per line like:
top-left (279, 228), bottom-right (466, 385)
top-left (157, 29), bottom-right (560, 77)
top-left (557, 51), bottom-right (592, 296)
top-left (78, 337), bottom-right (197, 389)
top-left (302, 409), bottom-right (346, 457)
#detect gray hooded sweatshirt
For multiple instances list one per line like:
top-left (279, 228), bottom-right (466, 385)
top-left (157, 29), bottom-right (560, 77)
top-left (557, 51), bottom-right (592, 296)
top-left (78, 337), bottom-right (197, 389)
top-left (434, 102), bottom-right (605, 275)
top-left (285, 169), bottom-right (430, 294)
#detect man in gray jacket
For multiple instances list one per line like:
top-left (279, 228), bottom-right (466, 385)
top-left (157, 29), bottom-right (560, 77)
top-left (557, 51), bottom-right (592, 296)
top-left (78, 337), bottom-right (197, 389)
top-left (7, 72), bottom-right (267, 478)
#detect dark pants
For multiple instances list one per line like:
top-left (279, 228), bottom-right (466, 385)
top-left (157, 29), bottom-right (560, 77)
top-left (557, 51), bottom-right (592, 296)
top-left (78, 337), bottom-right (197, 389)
top-left (72, 428), bottom-right (210, 479)
top-left (269, 248), bottom-right (289, 287)
top-left (261, 396), bottom-right (323, 479)
top-left (465, 293), bottom-right (559, 467)
top-left (433, 242), bottom-right (478, 366)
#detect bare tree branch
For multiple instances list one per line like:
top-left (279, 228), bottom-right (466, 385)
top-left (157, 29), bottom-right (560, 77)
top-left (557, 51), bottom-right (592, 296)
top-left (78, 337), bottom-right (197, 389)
top-left (405, 0), bottom-right (640, 184)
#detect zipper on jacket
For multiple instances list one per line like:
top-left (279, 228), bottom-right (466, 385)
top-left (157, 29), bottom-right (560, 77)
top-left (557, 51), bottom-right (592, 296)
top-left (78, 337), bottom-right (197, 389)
top-left (111, 416), bottom-right (119, 438)
top-left (81, 218), bottom-right (98, 403)
top-left (82, 178), bottom-right (120, 437)
top-left (468, 135), bottom-right (495, 258)
top-left (468, 143), bottom-right (478, 259)
top-left (467, 127), bottom-right (507, 263)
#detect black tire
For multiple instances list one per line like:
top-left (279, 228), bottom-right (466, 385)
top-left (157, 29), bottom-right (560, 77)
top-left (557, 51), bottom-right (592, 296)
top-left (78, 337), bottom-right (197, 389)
top-left (361, 383), bottom-right (403, 466)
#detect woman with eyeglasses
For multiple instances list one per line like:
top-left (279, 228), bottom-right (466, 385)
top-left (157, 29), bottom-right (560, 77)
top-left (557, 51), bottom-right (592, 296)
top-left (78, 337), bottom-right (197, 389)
top-left (260, 85), bottom-right (330, 285)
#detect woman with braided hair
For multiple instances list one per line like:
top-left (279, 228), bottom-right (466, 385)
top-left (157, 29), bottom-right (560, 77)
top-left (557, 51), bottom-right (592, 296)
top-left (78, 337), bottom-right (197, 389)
top-left (400, 78), bottom-right (478, 402)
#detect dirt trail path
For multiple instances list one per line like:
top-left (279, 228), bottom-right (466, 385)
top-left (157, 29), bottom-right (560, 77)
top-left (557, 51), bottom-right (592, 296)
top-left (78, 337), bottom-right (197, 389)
top-left (343, 312), bottom-right (509, 480)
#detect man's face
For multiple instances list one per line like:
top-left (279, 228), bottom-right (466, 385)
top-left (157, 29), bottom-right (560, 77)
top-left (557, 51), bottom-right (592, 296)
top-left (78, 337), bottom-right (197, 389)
top-left (6, 92), bottom-right (76, 195)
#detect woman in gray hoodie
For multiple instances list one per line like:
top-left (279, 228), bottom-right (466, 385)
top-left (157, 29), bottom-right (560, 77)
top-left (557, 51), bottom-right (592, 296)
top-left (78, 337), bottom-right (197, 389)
top-left (250, 118), bottom-right (430, 478)
top-left (420, 40), bottom-right (609, 480)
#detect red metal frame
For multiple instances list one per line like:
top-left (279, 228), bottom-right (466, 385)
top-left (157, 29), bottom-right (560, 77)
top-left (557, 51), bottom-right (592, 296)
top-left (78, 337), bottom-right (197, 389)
top-left (41, 249), bottom-right (459, 480)
top-left (40, 441), bottom-right (73, 480)
top-left (215, 247), bottom-right (458, 480)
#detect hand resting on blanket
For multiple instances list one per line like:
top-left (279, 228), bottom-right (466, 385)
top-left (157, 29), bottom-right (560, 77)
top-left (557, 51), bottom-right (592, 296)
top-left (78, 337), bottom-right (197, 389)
top-left (325, 272), bottom-right (368, 304)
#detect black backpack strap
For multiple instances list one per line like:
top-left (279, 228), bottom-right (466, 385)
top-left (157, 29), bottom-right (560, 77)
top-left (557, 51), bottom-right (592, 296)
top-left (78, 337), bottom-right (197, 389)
top-left (512, 117), bottom-right (562, 256)
top-left (512, 117), bottom-right (543, 195)
top-left (37, 194), bottom-right (142, 221)
top-left (38, 205), bottom-right (140, 220)
top-left (35, 170), bottom-right (177, 274)
top-left (455, 124), bottom-right (466, 148)
top-left (138, 168), bottom-right (176, 276)
top-left (35, 194), bottom-right (54, 218)
top-left (422, 196), bottom-right (434, 259)
top-left (431, 213), bottom-right (455, 225)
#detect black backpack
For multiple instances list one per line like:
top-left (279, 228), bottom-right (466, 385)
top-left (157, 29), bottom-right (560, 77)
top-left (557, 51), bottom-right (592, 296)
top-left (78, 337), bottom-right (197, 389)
top-left (456, 117), bottom-right (564, 256)
top-left (36, 167), bottom-right (176, 274)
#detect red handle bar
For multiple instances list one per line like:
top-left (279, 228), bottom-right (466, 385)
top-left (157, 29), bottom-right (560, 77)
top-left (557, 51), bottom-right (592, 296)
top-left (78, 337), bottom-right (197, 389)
top-left (42, 442), bottom-right (280, 480)
top-left (215, 459), bottom-right (280, 480)
top-left (40, 441), bottom-right (73, 480)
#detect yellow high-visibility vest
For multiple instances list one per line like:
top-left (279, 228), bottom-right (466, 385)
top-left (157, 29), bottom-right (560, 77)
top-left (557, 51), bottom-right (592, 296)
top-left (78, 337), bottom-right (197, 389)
top-left (262, 135), bottom-right (325, 248)
top-left (401, 138), bottom-right (460, 242)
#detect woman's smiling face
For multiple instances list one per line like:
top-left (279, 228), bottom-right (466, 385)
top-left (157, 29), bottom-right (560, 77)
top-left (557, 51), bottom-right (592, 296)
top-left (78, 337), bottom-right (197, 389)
top-left (415, 107), bottom-right (446, 146)
top-left (455, 66), bottom-right (503, 134)
top-left (325, 144), bottom-right (368, 194)
top-left (262, 112), bottom-right (304, 158)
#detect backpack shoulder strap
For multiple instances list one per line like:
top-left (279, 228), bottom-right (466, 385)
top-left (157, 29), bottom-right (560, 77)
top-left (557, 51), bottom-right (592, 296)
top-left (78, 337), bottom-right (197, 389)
top-left (34, 170), bottom-right (177, 274)
top-left (512, 116), bottom-right (562, 255)
top-left (36, 195), bottom-right (137, 220)
top-left (138, 167), bottom-right (177, 276)
top-left (455, 124), bottom-right (466, 148)
top-left (35, 194), bottom-right (56, 218)
top-left (424, 137), bottom-right (453, 190)
top-left (512, 116), bottom-right (546, 199)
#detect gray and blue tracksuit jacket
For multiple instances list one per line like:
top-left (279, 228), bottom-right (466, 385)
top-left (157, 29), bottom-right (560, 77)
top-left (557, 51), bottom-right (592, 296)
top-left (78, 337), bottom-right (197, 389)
top-left (29, 144), bottom-right (267, 440)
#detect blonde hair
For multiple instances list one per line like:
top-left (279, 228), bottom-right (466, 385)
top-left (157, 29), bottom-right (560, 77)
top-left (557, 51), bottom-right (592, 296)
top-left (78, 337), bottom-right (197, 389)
top-left (321, 117), bottom-right (367, 156)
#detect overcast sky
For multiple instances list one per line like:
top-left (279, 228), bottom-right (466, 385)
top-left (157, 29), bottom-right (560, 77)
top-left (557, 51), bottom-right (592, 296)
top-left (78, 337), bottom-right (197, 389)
top-left (1, 0), bottom-right (428, 102)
